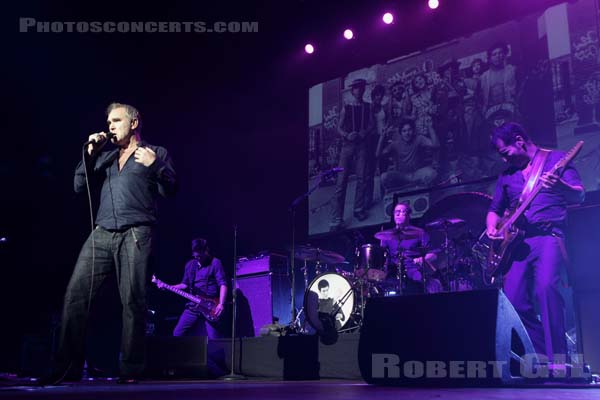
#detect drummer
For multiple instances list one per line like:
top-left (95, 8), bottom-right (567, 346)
top-left (379, 201), bottom-right (437, 294)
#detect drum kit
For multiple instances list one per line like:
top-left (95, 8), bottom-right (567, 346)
top-left (291, 216), bottom-right (485, 336)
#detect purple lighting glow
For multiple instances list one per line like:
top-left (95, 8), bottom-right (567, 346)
top-left (304, 44), bottom-right (314, 54)
top-left (382, 13), bottom-right (394, 24)
top-left (428, 0), bottom-right (439, 9)
top-left (343, 29), bottom-right (354, 40)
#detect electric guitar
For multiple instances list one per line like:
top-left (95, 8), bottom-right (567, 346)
top-left (151, 275), bottom-right (220, 322)
top-left (473, 141), bottom-right (584, 283)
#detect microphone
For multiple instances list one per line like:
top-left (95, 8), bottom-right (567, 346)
top-left (321, 167), bottom-right (344, 176)
top-left (83, 132), bottom-right (116, 146)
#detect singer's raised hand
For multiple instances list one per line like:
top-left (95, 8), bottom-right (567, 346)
top-left (134, 146), bottom-right (156, 167)
top-left (86, 132), bottom-right (109, 155)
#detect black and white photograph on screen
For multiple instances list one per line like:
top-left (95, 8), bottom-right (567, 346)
top-left (308, 0), bottom-right (600, 236)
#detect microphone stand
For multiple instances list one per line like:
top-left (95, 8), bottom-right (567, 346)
top-left (288, 171), bottom-right (332, 331)
top-left (221, 225), bottom-right (246, 381)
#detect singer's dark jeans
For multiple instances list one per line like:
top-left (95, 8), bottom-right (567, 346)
top-left (55, 225), bottom-right (153, 378)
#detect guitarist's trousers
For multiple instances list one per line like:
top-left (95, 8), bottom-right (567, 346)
top-left (502, 234), bottom-right (567, 363)
top-left (173, 308), bottom-right (221, 339)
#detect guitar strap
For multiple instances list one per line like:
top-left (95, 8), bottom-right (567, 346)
top-left (519, 148), bottom-right (551, 204)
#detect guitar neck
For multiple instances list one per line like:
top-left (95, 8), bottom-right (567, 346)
top-left (162, 283), bottom-right (201, 303)
top-left (500, 141), bottom-right (583, 232)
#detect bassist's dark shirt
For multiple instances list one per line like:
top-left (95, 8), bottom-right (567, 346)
top-left (181, 257), bottom-right (227, 305)
top-left (489, 150), bottom-right (584, 230)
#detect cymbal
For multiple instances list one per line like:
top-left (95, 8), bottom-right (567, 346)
top-left (292, 245), bottom-right (346, 264)
top-left (374, 227), bottom-right (422, 242)
top-left (425, 217), bottom-right (465, 231)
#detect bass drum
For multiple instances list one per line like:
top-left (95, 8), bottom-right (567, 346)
top-left (303, 272), bottom-right (355, 333)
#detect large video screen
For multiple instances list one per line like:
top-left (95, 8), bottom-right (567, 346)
top-left (308, 0), bottom-right (600, 236)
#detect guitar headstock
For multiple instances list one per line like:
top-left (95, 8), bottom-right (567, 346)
top-left (151, 274), bottom-right (160, 284)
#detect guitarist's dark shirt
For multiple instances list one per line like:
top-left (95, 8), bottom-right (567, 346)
top-left (489, 150), bottom-right (584, 231)
top-left (181, 257), bottom-right (227, 302)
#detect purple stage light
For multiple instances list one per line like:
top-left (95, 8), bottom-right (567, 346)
top-left (382, 13), bottom-right (394, 24)
top-left (304, 44), bottom-right (314, 54)
top-left (343, 29), bottom-right (354, 40)
top-left (428, 0), bottom-right (439, 9)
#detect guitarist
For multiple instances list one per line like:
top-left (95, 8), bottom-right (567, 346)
top-left (157, 238), bottom-right (227, 338)
top-left (486, 122), bottom-right (584, 370)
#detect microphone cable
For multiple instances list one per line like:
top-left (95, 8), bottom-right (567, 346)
top-left (80, 133), bottom-right (114, 314)
top-left (82, 144), bottom-right (96, 314)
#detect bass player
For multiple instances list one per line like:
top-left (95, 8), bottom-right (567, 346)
top-left (486, 122), bottom-right (584, 372)
top-left (156, 238), bottom-right (228, 338)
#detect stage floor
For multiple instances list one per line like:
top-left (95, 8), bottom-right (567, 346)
top-left (2, 379), bottom-right (600, 400)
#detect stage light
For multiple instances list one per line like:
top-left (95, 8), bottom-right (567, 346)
top-left (428, 0), bottom-right (439, 9)
top-left (382, 13), bottom-right (394, 24)
top-left (343, 29), bottom-right (354, 40)
top-left (304, 43), bottom-right (314, 54)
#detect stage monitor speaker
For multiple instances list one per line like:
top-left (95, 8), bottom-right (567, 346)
top-left (145, 336), bottom-right (208, 378)
top-left (236, 272), bottom-right (291, 337)
top-left (358, 289), bottom-right (537, 386)
top-left (575, 291), bottom-right (600, 373)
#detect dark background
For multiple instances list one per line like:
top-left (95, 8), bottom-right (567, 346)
top-left (3, 0), bottom-right (599, 374)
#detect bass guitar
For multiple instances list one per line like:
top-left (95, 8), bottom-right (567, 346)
top-left (473, 141), bottom-right (583, 284)
top-left (151, 275), bottom-right (220, 322)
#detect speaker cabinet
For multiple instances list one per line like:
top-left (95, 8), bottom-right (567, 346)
top-left (145, 336), bottom-right (208, 378)
top-left (236, 272), bottom-right (291, 337)
top-left (358, 290), bottom-right (537, 386)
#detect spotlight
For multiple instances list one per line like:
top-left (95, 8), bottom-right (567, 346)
top-left (343, 29), bottom-right (354, 40)
top-left (304, 43), bottom-right (314, 54)
top-left (428, 0), bottom-right (439, 9)
top-left (382, 13), bottom-right (394, 24)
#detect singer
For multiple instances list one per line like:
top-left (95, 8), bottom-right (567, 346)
top-left (42, 103), bottom-right (177, 385)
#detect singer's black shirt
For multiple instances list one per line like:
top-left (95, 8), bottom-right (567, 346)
top-left (74, 140), bottom-right (177, 230)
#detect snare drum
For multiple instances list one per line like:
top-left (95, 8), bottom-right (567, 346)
top-left (303, 272), bottom-right (355, 332)
top-left (355, 244), bottom-right (387, 282)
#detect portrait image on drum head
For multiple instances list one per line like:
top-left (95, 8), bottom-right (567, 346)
top-left (304, 273), bottom-right (355, 332)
